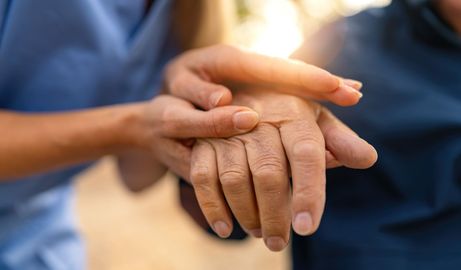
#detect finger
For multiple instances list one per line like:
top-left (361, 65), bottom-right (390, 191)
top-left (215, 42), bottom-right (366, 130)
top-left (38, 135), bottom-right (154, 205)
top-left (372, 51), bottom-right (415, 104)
top-left (242, 124), bottom-right (291, 252)
top-left (326, 150), bottom-right (342, 169)
top-left (167, 69), bottom-right (233, 110)
top-left (320, 79), bottom-right (363, 106)
top-left (190, 140), bottom-right (233, 238)
top-left (156, 96), bottom-right (260, 138)
top-left (155, 138), bottom-right (191, 180)
top-left (207, 46), bottom-right (338, 91)
top-left (212, 138), bottom-right (261, 238)
top-left (269, 81), bottom-right (362, 107)
top-left (279, 117), bottom-right (326, 236)
top-left (209, 46), bottom-right (363, 103)
top-left (231, 53), bottom-right (363, 106)
top-left (318, 107), bottom-right (378, 169)
top-left (179, 179), bottom-right (211, 230)
top-left (176, 45), bottom-right (362, 106)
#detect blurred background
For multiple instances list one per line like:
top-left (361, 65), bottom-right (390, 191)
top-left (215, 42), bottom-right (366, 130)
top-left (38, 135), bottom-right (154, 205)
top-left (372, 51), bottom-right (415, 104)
top-left (76, 0), bottom-right (390, 269)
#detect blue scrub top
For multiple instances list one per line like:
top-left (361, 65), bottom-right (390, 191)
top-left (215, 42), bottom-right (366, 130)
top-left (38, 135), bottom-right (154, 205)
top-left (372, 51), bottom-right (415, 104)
top-left (0, 0), bottom-right (176, 269)
top-left (292, 1), bottom-right (461, 269)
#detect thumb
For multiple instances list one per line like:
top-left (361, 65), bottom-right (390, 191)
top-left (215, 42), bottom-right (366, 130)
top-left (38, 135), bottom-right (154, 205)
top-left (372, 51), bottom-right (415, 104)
top-left (157, 96), bottom-right (259, 138)
top-left (166, 69), bottom-right (233, 110)
top-left (317, 107), bottom-right (378, 169)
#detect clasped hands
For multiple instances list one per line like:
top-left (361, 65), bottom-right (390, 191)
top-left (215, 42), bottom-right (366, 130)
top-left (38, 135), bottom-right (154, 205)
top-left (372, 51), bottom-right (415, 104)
top-left (119, 45), bottom-right (377, 252)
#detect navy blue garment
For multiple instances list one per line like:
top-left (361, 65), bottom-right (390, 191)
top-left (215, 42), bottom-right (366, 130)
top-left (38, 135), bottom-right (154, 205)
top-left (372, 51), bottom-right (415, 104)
top-left (292, 1), bottom-right (461, 269)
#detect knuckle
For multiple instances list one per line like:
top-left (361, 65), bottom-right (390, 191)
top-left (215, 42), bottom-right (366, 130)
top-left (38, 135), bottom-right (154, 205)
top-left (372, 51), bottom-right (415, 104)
top-left (199, 199), bottom-right (222, 214)
top-left (223, 137), bottom-right (244, 147)
top-left (261, 216), bottom-right (288, 232)
top-left (219, 169), bottom-right (248, 192)
top-left (190, 166), bottom-right (213, 187)
top-left (251, 153), bottom-right (286, 178)
top-left (295, 182), bottom-right (325, 204)
top-left (292, 140), bottom-right (324, 162)
top-left (167, 72), bottom-right (187, 93)
top-left (258, 178), bottom-right (287, 195)
top-left (208, 112), bottom-right (221, 137)
top-left (161, 107), bottom-right (179, 133)
top-left (239, 123), bottom-right (276, 142)
top-left (251, 163), bottom-right (288, 192)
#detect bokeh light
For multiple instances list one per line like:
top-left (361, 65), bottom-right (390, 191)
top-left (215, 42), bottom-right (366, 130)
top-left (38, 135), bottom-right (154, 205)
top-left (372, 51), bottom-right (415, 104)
top-left (235, 0), bottom-right (391, 57)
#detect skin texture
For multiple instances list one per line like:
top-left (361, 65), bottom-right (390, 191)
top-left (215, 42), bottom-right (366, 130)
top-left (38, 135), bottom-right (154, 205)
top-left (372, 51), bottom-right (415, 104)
top-left (164, 44), bottom-right (363, 109)
top-left (0, 96), bottom-right (258, 181)
top-left (0, 45), bottom-right (360, 184)
top-left (116, 45), bottom-right (372, 252)
top-left (170, 2), bottom-right (461, 252)
top-left (1, 43), bottom-right (371, 254)
top-left (189, 89), bottom-right (378, 252)
top-left (120, 44), bottom-right (364, 191)
top-left (436, 0), bottom-right (461, 34)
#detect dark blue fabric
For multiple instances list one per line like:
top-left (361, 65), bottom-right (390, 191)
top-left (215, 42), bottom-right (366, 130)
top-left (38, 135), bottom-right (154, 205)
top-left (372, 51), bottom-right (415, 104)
top-left (292, 1), bottom-right (461, 269)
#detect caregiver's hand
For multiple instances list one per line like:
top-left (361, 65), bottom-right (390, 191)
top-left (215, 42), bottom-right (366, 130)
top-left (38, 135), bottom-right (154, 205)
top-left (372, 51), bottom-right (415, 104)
top-left (164, 44), bottom-right (363, 109)
top-left (0, 95), bottom-right (259, 181)
top-left (188, 89), bottom-right (377, 252)
top-left (129, 95), bottom-right (261, 181)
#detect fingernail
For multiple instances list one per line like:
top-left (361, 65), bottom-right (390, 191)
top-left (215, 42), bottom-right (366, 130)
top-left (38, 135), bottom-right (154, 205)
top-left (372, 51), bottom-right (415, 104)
top-left (293, 212), bottom-right (313, 236)
top-left (233, 111), bottom-right (259, 131)
top-left (249, 228), bottom-right (263, 238)
top-left (213, 221), bottom-right (231, 238)
top-left (210, 92), bottom-right (224, 108)
top-left (343, 79), bottom-right (363, 90)
top-left (264, 236), bottom-right (287, 252)
top-left (339, 84), bottom-right (363, 99)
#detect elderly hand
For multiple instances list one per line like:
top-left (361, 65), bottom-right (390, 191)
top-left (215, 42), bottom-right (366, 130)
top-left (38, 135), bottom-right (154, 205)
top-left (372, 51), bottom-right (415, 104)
top-left (188, 88), bottom-right (377, 251)
top-left (164, 44), bottom-right (363, 109)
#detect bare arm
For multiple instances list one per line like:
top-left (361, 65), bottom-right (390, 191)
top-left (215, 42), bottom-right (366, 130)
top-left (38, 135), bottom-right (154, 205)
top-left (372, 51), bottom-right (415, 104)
top-left (0, 105), bottom-right (141, 180)
top-left (0, 96), bottom-right (259, 182)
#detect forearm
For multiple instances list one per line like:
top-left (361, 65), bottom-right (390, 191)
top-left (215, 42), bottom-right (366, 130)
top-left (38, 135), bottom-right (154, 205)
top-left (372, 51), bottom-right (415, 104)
top-left (0, 104), bottom-right (144, 181)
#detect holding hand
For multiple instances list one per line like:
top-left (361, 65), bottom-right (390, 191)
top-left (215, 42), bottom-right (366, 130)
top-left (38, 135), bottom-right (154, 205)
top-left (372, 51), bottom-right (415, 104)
top-left (164, 44), bottom-right (363, 109)
top-left (119, 95), bottom-right (260, 191)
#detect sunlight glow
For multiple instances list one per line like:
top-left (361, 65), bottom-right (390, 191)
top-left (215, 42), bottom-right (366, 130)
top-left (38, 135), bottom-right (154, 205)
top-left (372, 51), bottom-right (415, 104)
top-left (341, 0), bottom-right (391, 12)
top-left (235, 0), bottom-right (391, 58)
top-left (237, 0), bottom-right (303, 58)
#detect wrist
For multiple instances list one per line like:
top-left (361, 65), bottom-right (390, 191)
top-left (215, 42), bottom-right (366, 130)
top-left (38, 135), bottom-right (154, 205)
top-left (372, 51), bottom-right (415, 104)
top-left (111, 103), bottom-right (150, 150)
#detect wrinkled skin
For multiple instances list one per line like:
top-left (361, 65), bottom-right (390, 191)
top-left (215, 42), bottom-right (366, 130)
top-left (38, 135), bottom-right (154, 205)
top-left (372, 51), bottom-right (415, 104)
top-left (189, 88), bottom-right (378, 251)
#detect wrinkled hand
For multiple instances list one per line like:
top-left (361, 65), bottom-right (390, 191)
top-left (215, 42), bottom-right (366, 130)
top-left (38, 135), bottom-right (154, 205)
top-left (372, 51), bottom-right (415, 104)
top-left (188, 89), bottom-right (377, 251)
top-left (165, 44), bottom-right (363, 110)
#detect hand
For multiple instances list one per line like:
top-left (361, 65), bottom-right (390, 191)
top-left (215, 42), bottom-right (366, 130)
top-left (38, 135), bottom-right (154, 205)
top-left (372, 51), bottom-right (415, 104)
top-left (164, 44), bottom-right (363, 110)
top-left (119, 44), bottom-right (361, 192)
top-left (188, 89), bottom-right (377, 251)
top-left (122, 95), bottom-right (260, 188)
